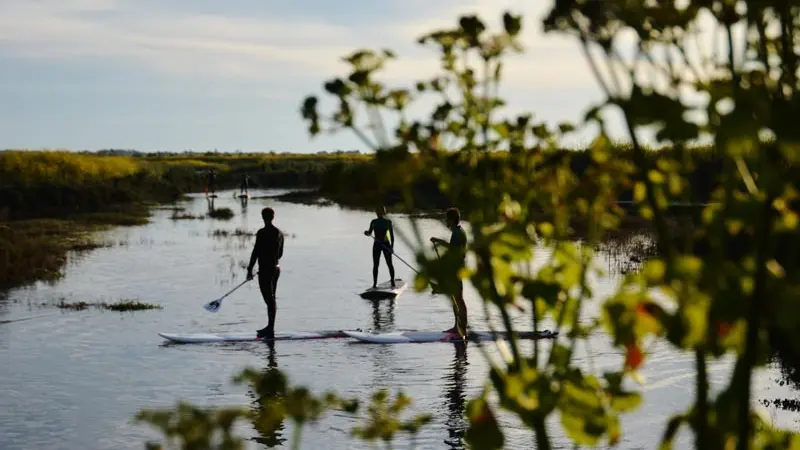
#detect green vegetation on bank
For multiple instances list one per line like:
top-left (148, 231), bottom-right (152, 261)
top-left (0, 150), bottom-right (369, 220)
top-left (0, 207), bottom-right (151, 291)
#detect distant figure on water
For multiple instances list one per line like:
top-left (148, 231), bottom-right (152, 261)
top-left (240, 173), bottom-right (250, 196)
top-left (430, 207), bottom-right (468, 336)
top-left (364, 206), bottom-right (396, 289)
top-left (206, 169), bottom-right (217, 196)
top-left (247, 207), bottom-right (285, 339)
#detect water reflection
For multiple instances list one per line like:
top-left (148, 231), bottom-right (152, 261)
top-left (443, 342), bottom-right (468, 449)
top-left (369, 299), bottom-right (395, 332)
top-left (250, 340), bottom-right (287, 448)
top-left (206, 196), bottom-right (215, 213)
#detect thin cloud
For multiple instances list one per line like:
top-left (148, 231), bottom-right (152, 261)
top-left (0, 0), bottom-right (602, 92)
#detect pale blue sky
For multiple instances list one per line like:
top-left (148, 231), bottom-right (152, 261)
top-left (0, 0), bottom-right (635, 153)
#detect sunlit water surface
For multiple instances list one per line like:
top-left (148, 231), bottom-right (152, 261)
top-left (1, 190), bottom-right (798, 450)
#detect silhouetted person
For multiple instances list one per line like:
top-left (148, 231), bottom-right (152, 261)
top-left (247, 207), bottom-right (284, 339)
top-left (430, 207), bottom-right (468, 335)
top-left (206, 169), bottom-right (217, 196)
top-left (364, 206), bottom-right (396, 289)
top-left (240, 173), bottom-right (250, 196)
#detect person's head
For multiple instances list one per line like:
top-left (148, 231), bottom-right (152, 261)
top-left (375, 206), bottom-right (386, 218)
top-left (262, 207), bottom-right (275, 224)
top-left (445, 207), bottom-right (460, 229)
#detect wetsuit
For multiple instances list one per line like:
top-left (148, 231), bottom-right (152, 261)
top-left (207, 171), bottom-right (216, 195)
top-left (240, 175), bottom-right (250, 195)
top-left (447, 224), bottom-right (468, 335)
top-left (247, 223), bottom-right (284, 336)
top-left (367, 217), bottom-right (395, 287)
top-left (450, 224), bottom-right (467, 288)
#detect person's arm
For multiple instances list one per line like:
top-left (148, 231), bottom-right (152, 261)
top-left (364, 219), bottom-right (375, 236)
top-left (247, 231), bottom-right (262, 277)
top-left (389, 220), bottom-right (395, 248)
top-left (277, 231), bottom-right (284, 261)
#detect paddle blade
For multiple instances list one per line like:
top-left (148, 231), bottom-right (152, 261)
top-left (203, 299), bottom-right (222, 312)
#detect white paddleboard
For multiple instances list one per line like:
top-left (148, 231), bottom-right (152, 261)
top-left (359, 278), bottom-right (407, 300)
top-left (159, 329), bottom-right (358, 344)
top-left (342, 329), bottom-right (558, 343)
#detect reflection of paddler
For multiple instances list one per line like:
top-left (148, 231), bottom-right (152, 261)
top-left (250, 340), bottom-right (287, 447)
top-left (443, 342), bottom-right (467, 449)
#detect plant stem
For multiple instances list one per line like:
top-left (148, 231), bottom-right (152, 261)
top-left (292, 422), bottom-right (304, 450)
top-left (736, 179), bottom-right (775, 450)
top-left (695, 348), bottom-right (709, 449)
top-left (534, 418), bottom-right (552, 450)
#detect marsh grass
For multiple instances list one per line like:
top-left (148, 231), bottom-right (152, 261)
top-left (170, 212), bottom-right (204, 220)
top-left (210, 228), bottom-right (253, 238)
top-left (0, 150), bottom-right (141, 185)
top-left (207, 207), bottom-right (234, 220)
top-left (0, 204), bottom-right (151, 291)
top-left (55, 299), bottom-right (162, 311)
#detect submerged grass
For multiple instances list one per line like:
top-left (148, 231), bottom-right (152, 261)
top-left (208, 207), bottom-right (234, 220)
top-left (55, 299), bottom-right (162, 311)
top-left (210, 228), bottom-right (254, 238)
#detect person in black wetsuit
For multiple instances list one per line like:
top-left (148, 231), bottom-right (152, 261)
top-left (430, 207), bottom-right (468, 336)
top-left (364, 206), bottom-right (396, 289)
top-left (207, 169), bottom-right (217, 196)
top-left (247, 207), bottom-right (284, 338)
top-left (240, 173), bottom-right (250, 196)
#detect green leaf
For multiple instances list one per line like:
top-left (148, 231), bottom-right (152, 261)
top-left (658, 414), bottom-right (685, 450)
top-left (465, 396), bottom-right (504, 449)
top-left (503, 12), bottom-right (522, 36)
top-left (609, 391), bottom-right (642, 413)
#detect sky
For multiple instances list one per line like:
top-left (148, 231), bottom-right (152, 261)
top-left (0, 0), bottom-right (656, 153)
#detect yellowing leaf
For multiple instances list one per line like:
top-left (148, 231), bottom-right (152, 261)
top-left (648, 170), bottom-right (665, 184)
top-left (642, 260), bottom-right (665, 284)
top-left (634, 182), bottom-right (647, 202)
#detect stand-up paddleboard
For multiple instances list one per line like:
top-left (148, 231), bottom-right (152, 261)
top-left (342, 329), bottom-right (558, 344)
top-left (236, 193), bottom-right (250, 199)
top-left (207, 194), bottom-right (218, 198)
top-left (359, 279), bottom-right (407, 300)
top-left (159, 329), bottom-right (361, 344)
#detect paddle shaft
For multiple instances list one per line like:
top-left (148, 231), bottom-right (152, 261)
top-left (216, 273), bottom-right (258, 302)
top-left (366, 235), bottom-right (420, 274)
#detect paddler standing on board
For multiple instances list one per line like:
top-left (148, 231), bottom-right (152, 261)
top-left (429, 207), bottom-right (468, 337)
top-left (206, 169), bottom-right (217, 196)
top-left (240, 173), bottom-right (250, 197)
top-left (247, 207), bottom-right (284, 339)
top-left (364, 206), bottom-right (396, 289)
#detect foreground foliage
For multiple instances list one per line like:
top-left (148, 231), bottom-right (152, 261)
top-left (138, 2), bottom-right (800, 449)
top-left (136, 364), bottom-right (431, 450)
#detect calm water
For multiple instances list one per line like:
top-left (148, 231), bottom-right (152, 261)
top-left (1, 189), bottom-right (798, 450)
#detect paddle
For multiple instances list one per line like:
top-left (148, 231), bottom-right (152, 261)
top-left (364, 233), bottom-right (451, 294)
top-left (203, 273), bottom-right (258, 313)
top-left (364, 234), bottom-right (420, 274)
